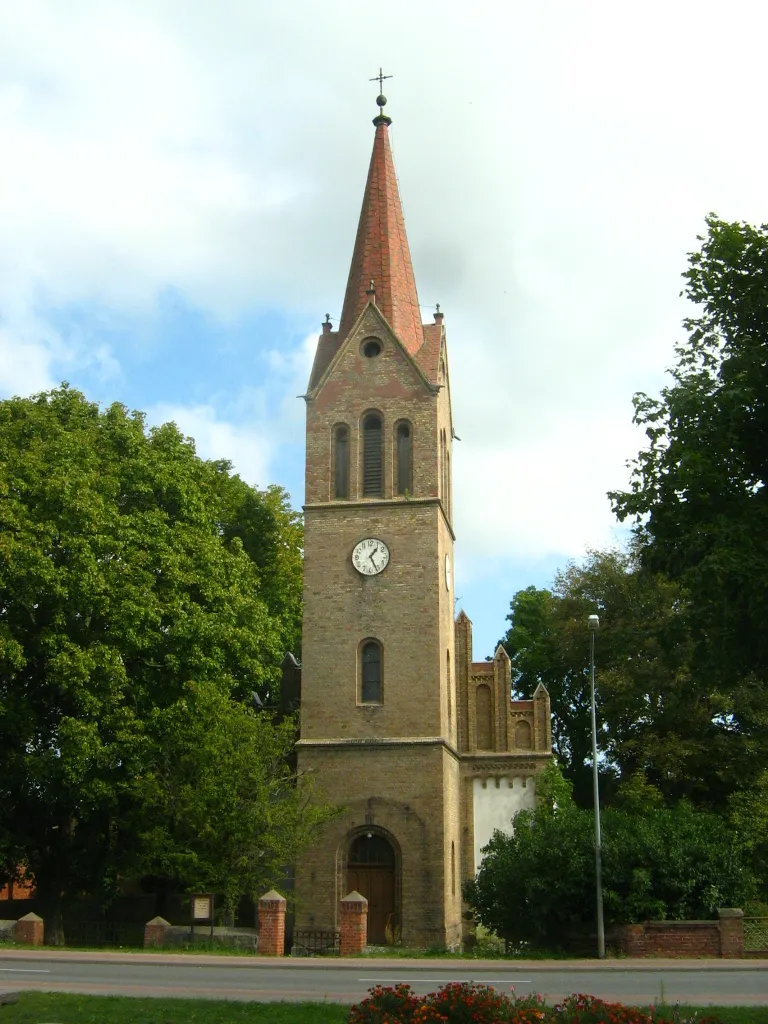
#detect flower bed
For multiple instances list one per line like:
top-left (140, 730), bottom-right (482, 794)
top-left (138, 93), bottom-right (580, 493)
top-left (348, 982), bottom-right (723, 1024)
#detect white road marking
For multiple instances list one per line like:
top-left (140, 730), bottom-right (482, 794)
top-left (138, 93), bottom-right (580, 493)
top-left (0, 968), bottom-right (51, 973)
top-left (358, 978), bottom-right (532, 984)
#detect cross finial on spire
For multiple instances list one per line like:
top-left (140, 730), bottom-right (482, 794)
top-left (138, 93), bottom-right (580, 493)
top-left (370, 67), bottom-right (392, 93)
top-left (369, 68), bottom-right (393, 127)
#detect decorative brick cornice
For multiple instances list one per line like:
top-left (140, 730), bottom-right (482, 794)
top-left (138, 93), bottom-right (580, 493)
top-left (297, 735), bottom-right (461, 759)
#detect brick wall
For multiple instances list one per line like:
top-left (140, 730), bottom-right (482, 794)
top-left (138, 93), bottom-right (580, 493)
top-left (616, 911), bottom-right (744, 958)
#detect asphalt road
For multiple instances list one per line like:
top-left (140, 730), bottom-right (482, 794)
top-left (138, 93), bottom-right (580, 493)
top-left (0, 951), bottom-right (766, 1006)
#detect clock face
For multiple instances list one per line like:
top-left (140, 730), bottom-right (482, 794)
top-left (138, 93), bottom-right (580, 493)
top-left (352, 537), bottom-right (390, 576)
top-left (445, 554), bottom-right (452, 591)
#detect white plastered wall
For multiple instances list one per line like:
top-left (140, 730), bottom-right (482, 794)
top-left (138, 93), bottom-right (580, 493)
top-left (472, 775), bottom-right (536, 871)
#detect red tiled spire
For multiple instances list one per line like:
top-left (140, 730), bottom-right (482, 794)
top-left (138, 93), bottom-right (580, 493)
top-left (337, 108), bottom-right (423, 356)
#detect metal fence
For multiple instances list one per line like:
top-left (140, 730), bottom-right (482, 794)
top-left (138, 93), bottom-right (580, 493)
top-left (743, 917), bottom-right (768, 954)
top-left (291, 928), bottom-right (340, 956)
top-left (63, 920), bottom-right (145, 948)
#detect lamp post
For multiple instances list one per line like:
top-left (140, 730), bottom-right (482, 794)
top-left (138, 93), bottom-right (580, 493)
top-left (588, 613), bottom-right (605, 959)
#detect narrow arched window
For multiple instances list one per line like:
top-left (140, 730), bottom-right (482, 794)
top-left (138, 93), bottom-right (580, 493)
top-left (363, 413), bottom-right (383, 497)
top-left (361, 640), bottom-right (383, 703)
top-left (451, 840), bottom-right (456, 896)
top-left (334, 425), bottom-right (349, 499)
top-left (396, 421), bottom-right (413, 496)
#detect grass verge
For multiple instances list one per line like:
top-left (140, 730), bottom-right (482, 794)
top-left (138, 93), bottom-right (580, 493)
top-left (0, 992), bottom-right (349, 1023)
top-left (0, 993), bottom-right (765, 1024)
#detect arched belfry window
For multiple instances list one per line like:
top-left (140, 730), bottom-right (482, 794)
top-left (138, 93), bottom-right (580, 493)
top-left (361, 639), bottom-right (383, 703)
top-left (395, 421), bottom-right (413, 496)
top-left (333, 424), bottom-right (350, 499)
top-left (363, 413), bottom-right (383, 497)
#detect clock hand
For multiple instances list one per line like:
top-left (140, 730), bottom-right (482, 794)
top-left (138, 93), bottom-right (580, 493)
top-left (368, 551), bottom-right (378, 570)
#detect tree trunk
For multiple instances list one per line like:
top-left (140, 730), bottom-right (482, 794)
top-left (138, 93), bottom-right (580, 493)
top-left (38, 888), bottom-right (66, 946)
top-left (35, 865), bottom-right (66, 947)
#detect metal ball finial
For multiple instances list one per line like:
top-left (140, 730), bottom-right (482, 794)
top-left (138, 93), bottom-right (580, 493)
top-left (376, 93), bottom-right (387, 108)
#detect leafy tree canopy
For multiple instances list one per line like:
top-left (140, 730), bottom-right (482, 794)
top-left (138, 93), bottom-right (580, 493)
top-left (134, 681), bottom-right (333, 917)
top-left (500, 548), bottom-right (704, 804)
top-left (0, 386), bottom-right (307, 941)
top-left (610, 215), bottom-right (768, 687)
top-left (501, 544), bottom-right (766, 811)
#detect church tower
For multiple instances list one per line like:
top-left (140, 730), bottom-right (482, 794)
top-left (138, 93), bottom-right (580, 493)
top-left (294, 89), bottom-right (462, 948)
top-left (293, 88), bottom-right (552, 950)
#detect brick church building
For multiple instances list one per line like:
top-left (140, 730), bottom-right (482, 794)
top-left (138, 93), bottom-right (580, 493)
top-left (292, 90), bottom-right (552, 948)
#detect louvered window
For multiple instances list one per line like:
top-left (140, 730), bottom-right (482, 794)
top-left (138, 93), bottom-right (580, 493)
top-left (396, 421), bottom-right (413, 495)
top-left (363, 413), bottom-right (383, 497)
top-left (361, 640), bottom-right (382, 703)
top-left (334, 425), bottom-right (349, 499)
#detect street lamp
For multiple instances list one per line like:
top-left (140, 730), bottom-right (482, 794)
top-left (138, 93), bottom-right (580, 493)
top-left (588, 613), bottom-right (605, 959)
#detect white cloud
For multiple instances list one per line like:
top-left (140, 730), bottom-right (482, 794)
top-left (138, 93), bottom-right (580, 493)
top-left (143, 332), bottom-right (316, 489)
top-left (146, 401), bottom-right (272, 488)
top-left (1, 0), bottom-right (766, 569)
top-left (0, 328), bottom-right (57, 397)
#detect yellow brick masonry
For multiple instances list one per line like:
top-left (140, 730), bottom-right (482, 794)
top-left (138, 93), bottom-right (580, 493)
top-left (295, 302), bottom-right (462, 948)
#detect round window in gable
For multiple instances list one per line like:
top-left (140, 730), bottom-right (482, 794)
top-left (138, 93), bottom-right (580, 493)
top-left (362, 338), bottom-right (382, 358)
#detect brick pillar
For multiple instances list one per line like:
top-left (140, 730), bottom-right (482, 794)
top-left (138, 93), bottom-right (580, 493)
top-left (258, 889), bottom-right (286, 956)
top-left (14, 912), bottom-right (43, 946)
top-left (340, 891), bottom-right (368, 956)
top-left (144, 916), bottom-right (171, 948)
top-left (718, 908), bottom-right (744, 958)
top-left (617, 923), bottom-right (647, 956)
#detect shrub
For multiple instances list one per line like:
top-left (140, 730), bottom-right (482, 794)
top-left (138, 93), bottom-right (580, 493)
top-left (464, 800), bottom-right (755, 949)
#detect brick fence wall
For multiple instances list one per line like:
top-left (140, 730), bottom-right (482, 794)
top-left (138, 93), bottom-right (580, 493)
top-left (615, 909), bottom-right (743, 958)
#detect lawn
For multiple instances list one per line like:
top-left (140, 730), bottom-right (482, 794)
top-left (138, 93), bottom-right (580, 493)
top-left (0, 992), bottom-right (348, 1023)
top-left (0, 993), bottom-right (765, 1024)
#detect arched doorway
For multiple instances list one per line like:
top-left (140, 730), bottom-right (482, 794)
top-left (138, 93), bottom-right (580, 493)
top-left (346, 832), bottom-right (397, 944)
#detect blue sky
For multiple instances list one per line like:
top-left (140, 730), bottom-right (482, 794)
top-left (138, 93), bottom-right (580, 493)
top-left (2, 0), bottom-right (767, 659)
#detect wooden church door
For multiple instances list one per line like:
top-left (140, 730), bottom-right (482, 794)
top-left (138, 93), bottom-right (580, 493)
top-left (346, 833), bottom-right (397, 944)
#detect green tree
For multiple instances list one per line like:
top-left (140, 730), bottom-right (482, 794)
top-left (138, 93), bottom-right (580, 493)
top-left (610, 215), bottom-right (768, 689)
top-left (0, 386), bottom-right (306, 942)
top-left (500, 549), bottom-right (705, 807)
top-left (464, 791), bottom-right (755, 950)
top-left (134, 682), bottom-right (332, 918)
top-left (214, 474), bottom-right (303, 667)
